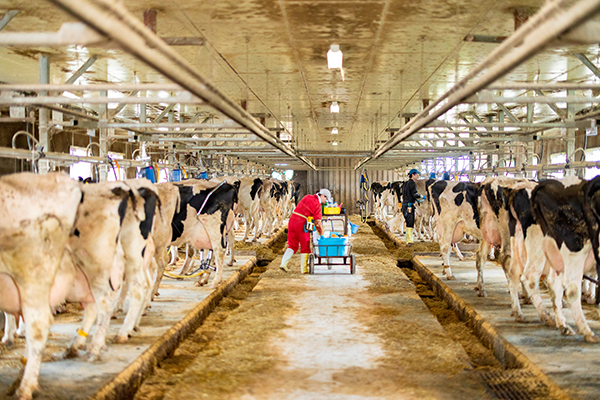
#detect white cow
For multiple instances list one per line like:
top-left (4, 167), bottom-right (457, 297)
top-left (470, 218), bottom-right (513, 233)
top-left (0, 173), bottom-right (82, 400)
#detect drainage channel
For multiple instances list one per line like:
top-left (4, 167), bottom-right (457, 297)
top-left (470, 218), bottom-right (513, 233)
top-left (134, 237), bottom-right (286, 400)
top-left (369, 221), bottom-right (563, 400)
top-left (398, 259), bottom-right (552, 400)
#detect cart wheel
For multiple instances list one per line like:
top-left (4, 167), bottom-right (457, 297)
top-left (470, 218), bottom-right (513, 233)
top-left (350, 254), bottom-right (356, 274)
top-left (308, 254), bottom-right (314, 274)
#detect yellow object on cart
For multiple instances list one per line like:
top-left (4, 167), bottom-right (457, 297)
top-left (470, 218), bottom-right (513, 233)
top-left (324, 206), bottom-right (341, 215)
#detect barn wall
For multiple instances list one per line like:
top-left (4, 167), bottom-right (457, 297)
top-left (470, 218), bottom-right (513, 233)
top-left (306, 158), bottom-right (401, 215)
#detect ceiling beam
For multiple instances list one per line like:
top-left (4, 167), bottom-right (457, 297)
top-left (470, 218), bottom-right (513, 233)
top-left (48, 0), bottom-right (316, 170)
top-left (355, 0), bottom-right (600, 169)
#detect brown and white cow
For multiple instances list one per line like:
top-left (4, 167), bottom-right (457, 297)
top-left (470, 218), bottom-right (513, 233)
top-left (0, 173), bottom-right (82, 400)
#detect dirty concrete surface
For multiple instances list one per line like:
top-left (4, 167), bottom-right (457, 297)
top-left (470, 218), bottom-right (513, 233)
top-left (153, 220), bottom-right (494, 400)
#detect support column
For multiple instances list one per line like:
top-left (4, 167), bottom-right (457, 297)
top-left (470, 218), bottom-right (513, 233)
top-left (566, 89), bottom-right (576, 176)
top-left (99, 90), bottom-right (109, 181)
top-left (38, 55), bottom-right (50, 174)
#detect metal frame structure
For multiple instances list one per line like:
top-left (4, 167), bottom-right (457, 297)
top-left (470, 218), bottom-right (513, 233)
top-left (355, 0), bottom-right (600, 178)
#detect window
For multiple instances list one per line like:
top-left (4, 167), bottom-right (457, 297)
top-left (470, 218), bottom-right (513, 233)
top-left (585, 148), bottom-right (600, 180)
top-left (69, 146), bottom-right (92, 181)
top-left (550, 152), bottom-right (567, 179)
top-left (271, 170), bottom-right (294, 181)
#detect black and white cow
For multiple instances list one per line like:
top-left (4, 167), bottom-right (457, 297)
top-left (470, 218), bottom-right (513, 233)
top-left (170, 180), bottom-right (239, 288)
top-left (428, 180), bottom-right (487, 288)
top-left (530, 176), bottom-right (600, 342)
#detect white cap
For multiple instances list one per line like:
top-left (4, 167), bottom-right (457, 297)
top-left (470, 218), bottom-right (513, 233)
top-left (317, 188), bottom-right (332, 202)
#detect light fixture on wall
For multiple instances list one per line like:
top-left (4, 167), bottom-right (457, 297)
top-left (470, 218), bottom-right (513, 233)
top-left (327, 44), bottom-right (345, 81)
top-left (331, 127), bottom-right (338, 134)
top-left (332, 141), bottom-right (338, 146)
top-left (330, 101), bottom-right (339, 113)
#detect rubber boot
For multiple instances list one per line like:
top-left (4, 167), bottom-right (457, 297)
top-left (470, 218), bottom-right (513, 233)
top-left (300, 253), bottom-right (310, 274)
top-left (280, 248), bottom-right (294, 272)
top-left (406, 228), bottom-right (414, 244)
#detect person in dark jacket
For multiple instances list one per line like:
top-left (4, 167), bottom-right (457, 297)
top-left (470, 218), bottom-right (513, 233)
top-left (402, 169), bottom-right (424, 244)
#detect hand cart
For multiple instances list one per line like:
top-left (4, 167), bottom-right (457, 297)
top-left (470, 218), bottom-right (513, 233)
top-left (307, 208), bottom-right (356, 274)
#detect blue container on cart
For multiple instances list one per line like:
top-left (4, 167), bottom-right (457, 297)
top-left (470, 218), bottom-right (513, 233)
top-left (317, 236), bottom-right (349, 256)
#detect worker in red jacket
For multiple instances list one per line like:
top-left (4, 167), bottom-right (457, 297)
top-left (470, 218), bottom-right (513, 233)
top-left (280, 188), bottom-right (331, 274)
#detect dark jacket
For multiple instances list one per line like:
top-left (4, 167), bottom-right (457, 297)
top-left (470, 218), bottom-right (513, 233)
top-left (402, 179), bottom-right (422, 205)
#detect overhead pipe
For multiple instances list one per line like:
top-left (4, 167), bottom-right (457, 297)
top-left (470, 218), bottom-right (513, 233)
top-left (356, 0), bottom-right (600, 170)
top-left (0, 83), bottom-right (182, 92)
top-left (47, 0), bottom-right (316, 171)
top-left (0, 22), bottom-right (105, 46)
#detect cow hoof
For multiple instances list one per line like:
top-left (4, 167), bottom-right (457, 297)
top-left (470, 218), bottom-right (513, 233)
top-left (1, 338), bottom-right (14, 347)
top-left (542, 315), bottom-right (556, 327)
top-left (584, 333), bottom-right (600, 343)
top-left (446, 275), bottom-right (456, 281)
top-left (560, 326), bottom-right (576, 336)
top-left (65, 347), bottom-right (80, 359)
top-left (477, 290), bottom-right (487, 298)
top-left (114, 335), bottom-right (129, 344)
top-left (514, 315), bottom-right (526, 323)
top-left (84, 351), bottom-right (100, 362)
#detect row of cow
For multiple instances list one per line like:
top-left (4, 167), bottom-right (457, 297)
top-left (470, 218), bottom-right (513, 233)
top-left (0, 172), bottom-right (299, 400)
top-left (375, 175), bottom-right (600, 344)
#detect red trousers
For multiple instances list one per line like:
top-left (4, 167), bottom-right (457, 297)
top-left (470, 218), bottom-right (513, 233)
top-left (287, 215), bottom-right (311, 253)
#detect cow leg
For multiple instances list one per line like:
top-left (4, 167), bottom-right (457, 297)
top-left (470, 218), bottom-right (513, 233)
top-left (17, 297), bottom-right (53, 400)
top-left (152, 251), bottom-right (168, 298)
top-left (112, 278), bottom-right (128, 317)
top-left (168, 246), bottom-right (179, 266)
top-left (115, 239), bottom-right (155, 343)
top-left (227, 229), bottom-right (235, 266)
top-left (208, 247), bottom-right (226, 289)
top-left (475, 240), bottom-right (490, 297)
top-left (519, 230), bottom-right (554, 326)
top-left (561, 246), bottom-right (598, 342)
top-left (66, 301), bottom-right (98, 358)
top-left (2, 313), bottom-right (17, 346)
top-left (179, 245), bottom-right (195, 275)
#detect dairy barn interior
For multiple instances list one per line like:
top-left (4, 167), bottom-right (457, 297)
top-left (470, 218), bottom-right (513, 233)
top-left (5, 0), bottom-right (600, 399)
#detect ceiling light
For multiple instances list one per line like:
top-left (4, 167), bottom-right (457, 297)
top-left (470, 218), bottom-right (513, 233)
top-left (332, 141), bottom-right (338, 146)
top-left (331, 127), bottom-right (338, 134)
top-left (327, 45), bottom-right (343, 69)
top-left (330, 102), bottom-right (340, 113)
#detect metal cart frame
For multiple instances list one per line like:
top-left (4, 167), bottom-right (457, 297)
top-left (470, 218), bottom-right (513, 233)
top-left (308, 208), bottom-right (355, 274)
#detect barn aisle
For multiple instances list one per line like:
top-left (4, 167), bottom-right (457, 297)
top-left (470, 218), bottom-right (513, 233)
top-left (150, 221), bottom-right (493, 400)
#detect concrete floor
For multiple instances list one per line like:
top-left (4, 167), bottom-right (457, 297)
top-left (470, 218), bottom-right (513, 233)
top-left (157, 222), bottom-right (494, 400)
top-left (416, 254), bottom-right (600, 400)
